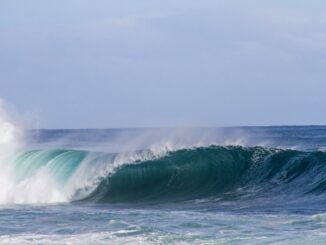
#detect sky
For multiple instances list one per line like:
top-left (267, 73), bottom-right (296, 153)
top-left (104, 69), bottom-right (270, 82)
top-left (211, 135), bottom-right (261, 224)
top-left (0, 0), bottom-right (326, 129)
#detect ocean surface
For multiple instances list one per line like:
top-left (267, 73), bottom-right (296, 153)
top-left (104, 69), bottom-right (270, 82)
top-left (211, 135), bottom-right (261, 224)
top-left (1, 126), bottom-right (326, 244)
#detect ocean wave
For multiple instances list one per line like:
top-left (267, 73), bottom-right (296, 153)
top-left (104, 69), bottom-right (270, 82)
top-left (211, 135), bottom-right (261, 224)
top-left (1, 145), bottom-right (326, 204)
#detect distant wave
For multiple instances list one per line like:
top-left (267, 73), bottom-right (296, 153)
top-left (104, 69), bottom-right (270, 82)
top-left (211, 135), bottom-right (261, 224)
top-left (1, 145), bottom-right (326, 204)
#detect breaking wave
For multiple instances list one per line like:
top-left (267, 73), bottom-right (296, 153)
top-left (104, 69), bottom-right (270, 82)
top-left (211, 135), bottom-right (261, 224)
top-left (1, 145), bottom-right (326, 204)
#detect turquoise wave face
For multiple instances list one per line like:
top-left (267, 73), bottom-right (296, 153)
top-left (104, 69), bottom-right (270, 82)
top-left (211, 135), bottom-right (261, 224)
top-left (6, 145), bottom-right (326, 205)
top-left (13, 149), bottom-right (88, 184)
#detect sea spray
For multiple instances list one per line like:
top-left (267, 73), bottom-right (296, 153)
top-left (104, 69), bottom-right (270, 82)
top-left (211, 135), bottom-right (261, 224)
top-left (0, 101), bottom-right (67, 203)
top-left (0, 99), bottom-right (24, 203)
top-left (0, 99), bottom-right (22, 161)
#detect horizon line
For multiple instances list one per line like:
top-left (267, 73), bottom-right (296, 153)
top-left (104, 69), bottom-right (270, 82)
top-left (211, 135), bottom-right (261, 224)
top-left (27, 124), bottom-right (326, 131)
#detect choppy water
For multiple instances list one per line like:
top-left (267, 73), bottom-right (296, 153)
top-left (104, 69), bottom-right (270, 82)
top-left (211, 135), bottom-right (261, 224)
top-left (1, 127), bottom-right (326, 244)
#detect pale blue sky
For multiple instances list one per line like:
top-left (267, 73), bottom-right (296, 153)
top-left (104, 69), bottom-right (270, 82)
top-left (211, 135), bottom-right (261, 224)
top-left (0, 0), bottom-right (326, 128)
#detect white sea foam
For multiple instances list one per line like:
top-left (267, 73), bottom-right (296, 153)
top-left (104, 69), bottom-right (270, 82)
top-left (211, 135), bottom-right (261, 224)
top-left (0, 100), bottom-right (66, 204)
top-left (0, 99), bottom-right (26, 204)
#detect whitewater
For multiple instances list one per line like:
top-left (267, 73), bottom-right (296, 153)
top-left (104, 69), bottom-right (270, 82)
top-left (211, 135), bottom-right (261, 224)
top-left (1, 105), bottom-right (326, 244)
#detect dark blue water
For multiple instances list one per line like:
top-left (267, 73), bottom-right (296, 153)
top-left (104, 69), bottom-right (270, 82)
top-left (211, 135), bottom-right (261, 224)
top-left (1, 127), bottom-right (326, 244)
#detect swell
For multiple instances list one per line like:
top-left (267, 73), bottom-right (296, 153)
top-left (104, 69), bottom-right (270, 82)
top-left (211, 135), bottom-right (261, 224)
top-left (3, 146), bottom-right (326, 204)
